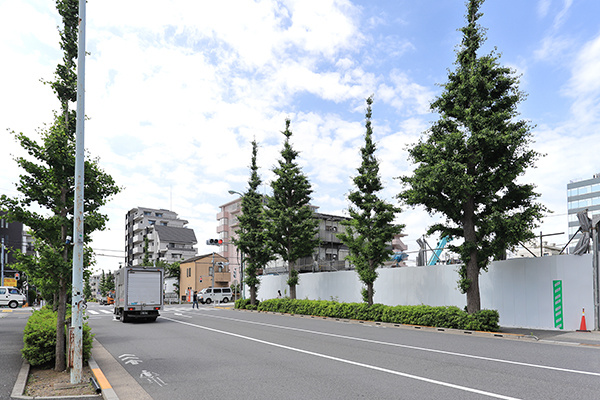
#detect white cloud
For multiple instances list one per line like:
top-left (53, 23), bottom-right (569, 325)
top-left (537, 0), bottom-right (551, 18)
top-left (4, 1), bottom-right (600, 272)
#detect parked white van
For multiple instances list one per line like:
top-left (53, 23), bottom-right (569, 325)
top-left (198, 287), bottom-right (232, 304)
top-left (0, 286), bottom-right (26, 309)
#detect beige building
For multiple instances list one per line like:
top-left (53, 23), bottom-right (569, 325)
top-left (179, 253), bottom-right (230, 301)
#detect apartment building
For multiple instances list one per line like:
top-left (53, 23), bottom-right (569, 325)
top-left (125, 207), bottom-right (197, 267)
top-left (217, 197), bottom-right (407, 277)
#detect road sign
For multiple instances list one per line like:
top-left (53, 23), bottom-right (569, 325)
top-left (3, 278), bottom-right (17, 287)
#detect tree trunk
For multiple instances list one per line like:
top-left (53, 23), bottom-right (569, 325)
top-left (367, 282), bottom-right (373, 306)
top-left (55, 277), bottom-right (67, 371)
top-left (250, 286), bottom-right (256, 305)
top-left (463, 196), bottom-right (481, 313)
top-left (289, 284), bottom-right (296, 299)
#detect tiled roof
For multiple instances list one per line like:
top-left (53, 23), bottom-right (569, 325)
top-left (154, 225), bottom-right (197, 244)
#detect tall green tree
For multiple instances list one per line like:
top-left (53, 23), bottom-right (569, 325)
top-left (397, 0), bottom-right (546, 313)
top-left (232, 140), bottom-right (274, 305)
top-left (142, 235), bottom-right (152, 266)
top-left (0, 0), bottom-right (120, 370)
top-left (99, 271), bottom-right (115, 296)
top-left (265, 120), bottom-right (319, 299)
top-left (338, 96), bottom-right (404, 305)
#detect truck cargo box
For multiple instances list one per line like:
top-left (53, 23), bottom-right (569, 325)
top-left (114, 266), bottom-right (163, 323)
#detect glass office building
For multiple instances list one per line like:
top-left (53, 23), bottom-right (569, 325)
top-left (567, 174), bottom-right (600, 246)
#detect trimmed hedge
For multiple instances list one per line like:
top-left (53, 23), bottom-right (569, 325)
top-left (22, 307), bottom-right (94, 366)
top-left (234, 298), bottom-right (260, 310)
top-left (237, 298), bottom-right (499, 332)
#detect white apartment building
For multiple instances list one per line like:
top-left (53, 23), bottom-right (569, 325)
top-left (125, 207), bottom-right (197, 267)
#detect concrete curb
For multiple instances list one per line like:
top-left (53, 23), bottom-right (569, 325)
top-left (88, 356), bottom-right (119, 400)
top-left (10, 356), bottom-right (116, 400)
top-left (238, 308), bottom-right (541, 342)
top-left (9, 358), bottom-right (29, 399)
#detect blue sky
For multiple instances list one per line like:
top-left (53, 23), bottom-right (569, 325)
top-left (1, 0), bottom-right (599, 273)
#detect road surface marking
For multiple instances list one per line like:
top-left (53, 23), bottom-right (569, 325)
top-left (163, 316), bottom-right (521, 400)
top-left (194, 312), bottom-right (600, 378)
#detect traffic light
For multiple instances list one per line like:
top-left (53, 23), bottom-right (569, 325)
top-left (206, 239), bottom-right (223, 246)
top-left (14, 272), bottom-right (20, 281)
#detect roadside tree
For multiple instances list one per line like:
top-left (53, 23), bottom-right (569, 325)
top-left (232, 140), bottom-right (274, 305)
top-left (338, 97), bottom-right (404, 305)
top-left (0, 0), bottom-right (120, 370)
top-left (265, 120), bottom-right (319, 299)
top-left (397, 0), bottom-right (546, 313)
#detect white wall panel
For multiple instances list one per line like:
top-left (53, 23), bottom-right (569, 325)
top-left (254, 254), bottom-right (594, 331)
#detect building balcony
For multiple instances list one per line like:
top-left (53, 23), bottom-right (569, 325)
top-left (214, 271), bottom-right (230, 283)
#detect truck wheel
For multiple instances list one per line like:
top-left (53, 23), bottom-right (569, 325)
top-left (222, 297), bottom-right (229, 303)
top-left (120, 310), bottom-right (127, 323)
top-left (9, 300), bottom-right (18, 309)
top-left (205, 298), bottom-right (212, 304)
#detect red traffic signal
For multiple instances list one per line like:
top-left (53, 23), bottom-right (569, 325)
top-left (206, 239), bottom-right (223, 246)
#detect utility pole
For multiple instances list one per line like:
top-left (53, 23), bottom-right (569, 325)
top-left (70, 0), bottom-right (86, 384)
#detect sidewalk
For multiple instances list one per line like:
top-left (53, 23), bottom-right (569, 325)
top-left (499, 326), bottom-right (600, 347)
top-left (2, 306), bottom-right (121, 400)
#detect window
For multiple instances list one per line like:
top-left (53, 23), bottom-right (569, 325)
top-left (156, 213), bottom-right (163, 217)
top-left (579, 186), bottom-right (590, 195)
top-left (160, 222), bottom-right (167, 226)
top-left (214, 289), bottom-right (222, 294)
top-left (144, 211), bottom-right (151, 216)
top-left (148, 220), bottom-right (156, 225)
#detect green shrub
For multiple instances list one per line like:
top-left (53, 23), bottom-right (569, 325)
top-left (251, 298), bottom-right (499, 332)
top-left (235, 298), bottom-right (260, 310)
top-left (22, 307), bottom-right (94, 366)
top-left (22, 308), bottom-right (57, 366)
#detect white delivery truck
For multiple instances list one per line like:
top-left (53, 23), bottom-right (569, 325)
top-left (113, 266), bottom-right (163, 323)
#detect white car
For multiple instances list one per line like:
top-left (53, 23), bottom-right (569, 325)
top-left (199, 287), bottom-right (232, 304)
top-left (0, 286), bottom-right (26, 309)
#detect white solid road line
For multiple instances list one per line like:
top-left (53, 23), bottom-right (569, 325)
top-left (196, 312), bottom-right (600, 378)
top-left (162, 316), bottom-right (521, 400)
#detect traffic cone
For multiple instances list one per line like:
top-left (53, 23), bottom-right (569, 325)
top-left (577, 308), bottom-right (590, 332)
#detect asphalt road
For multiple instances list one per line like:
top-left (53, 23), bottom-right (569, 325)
top-left (86, 303), bottom-right (600, 400)
top-left (0, 308), bottom-right (29, 400)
